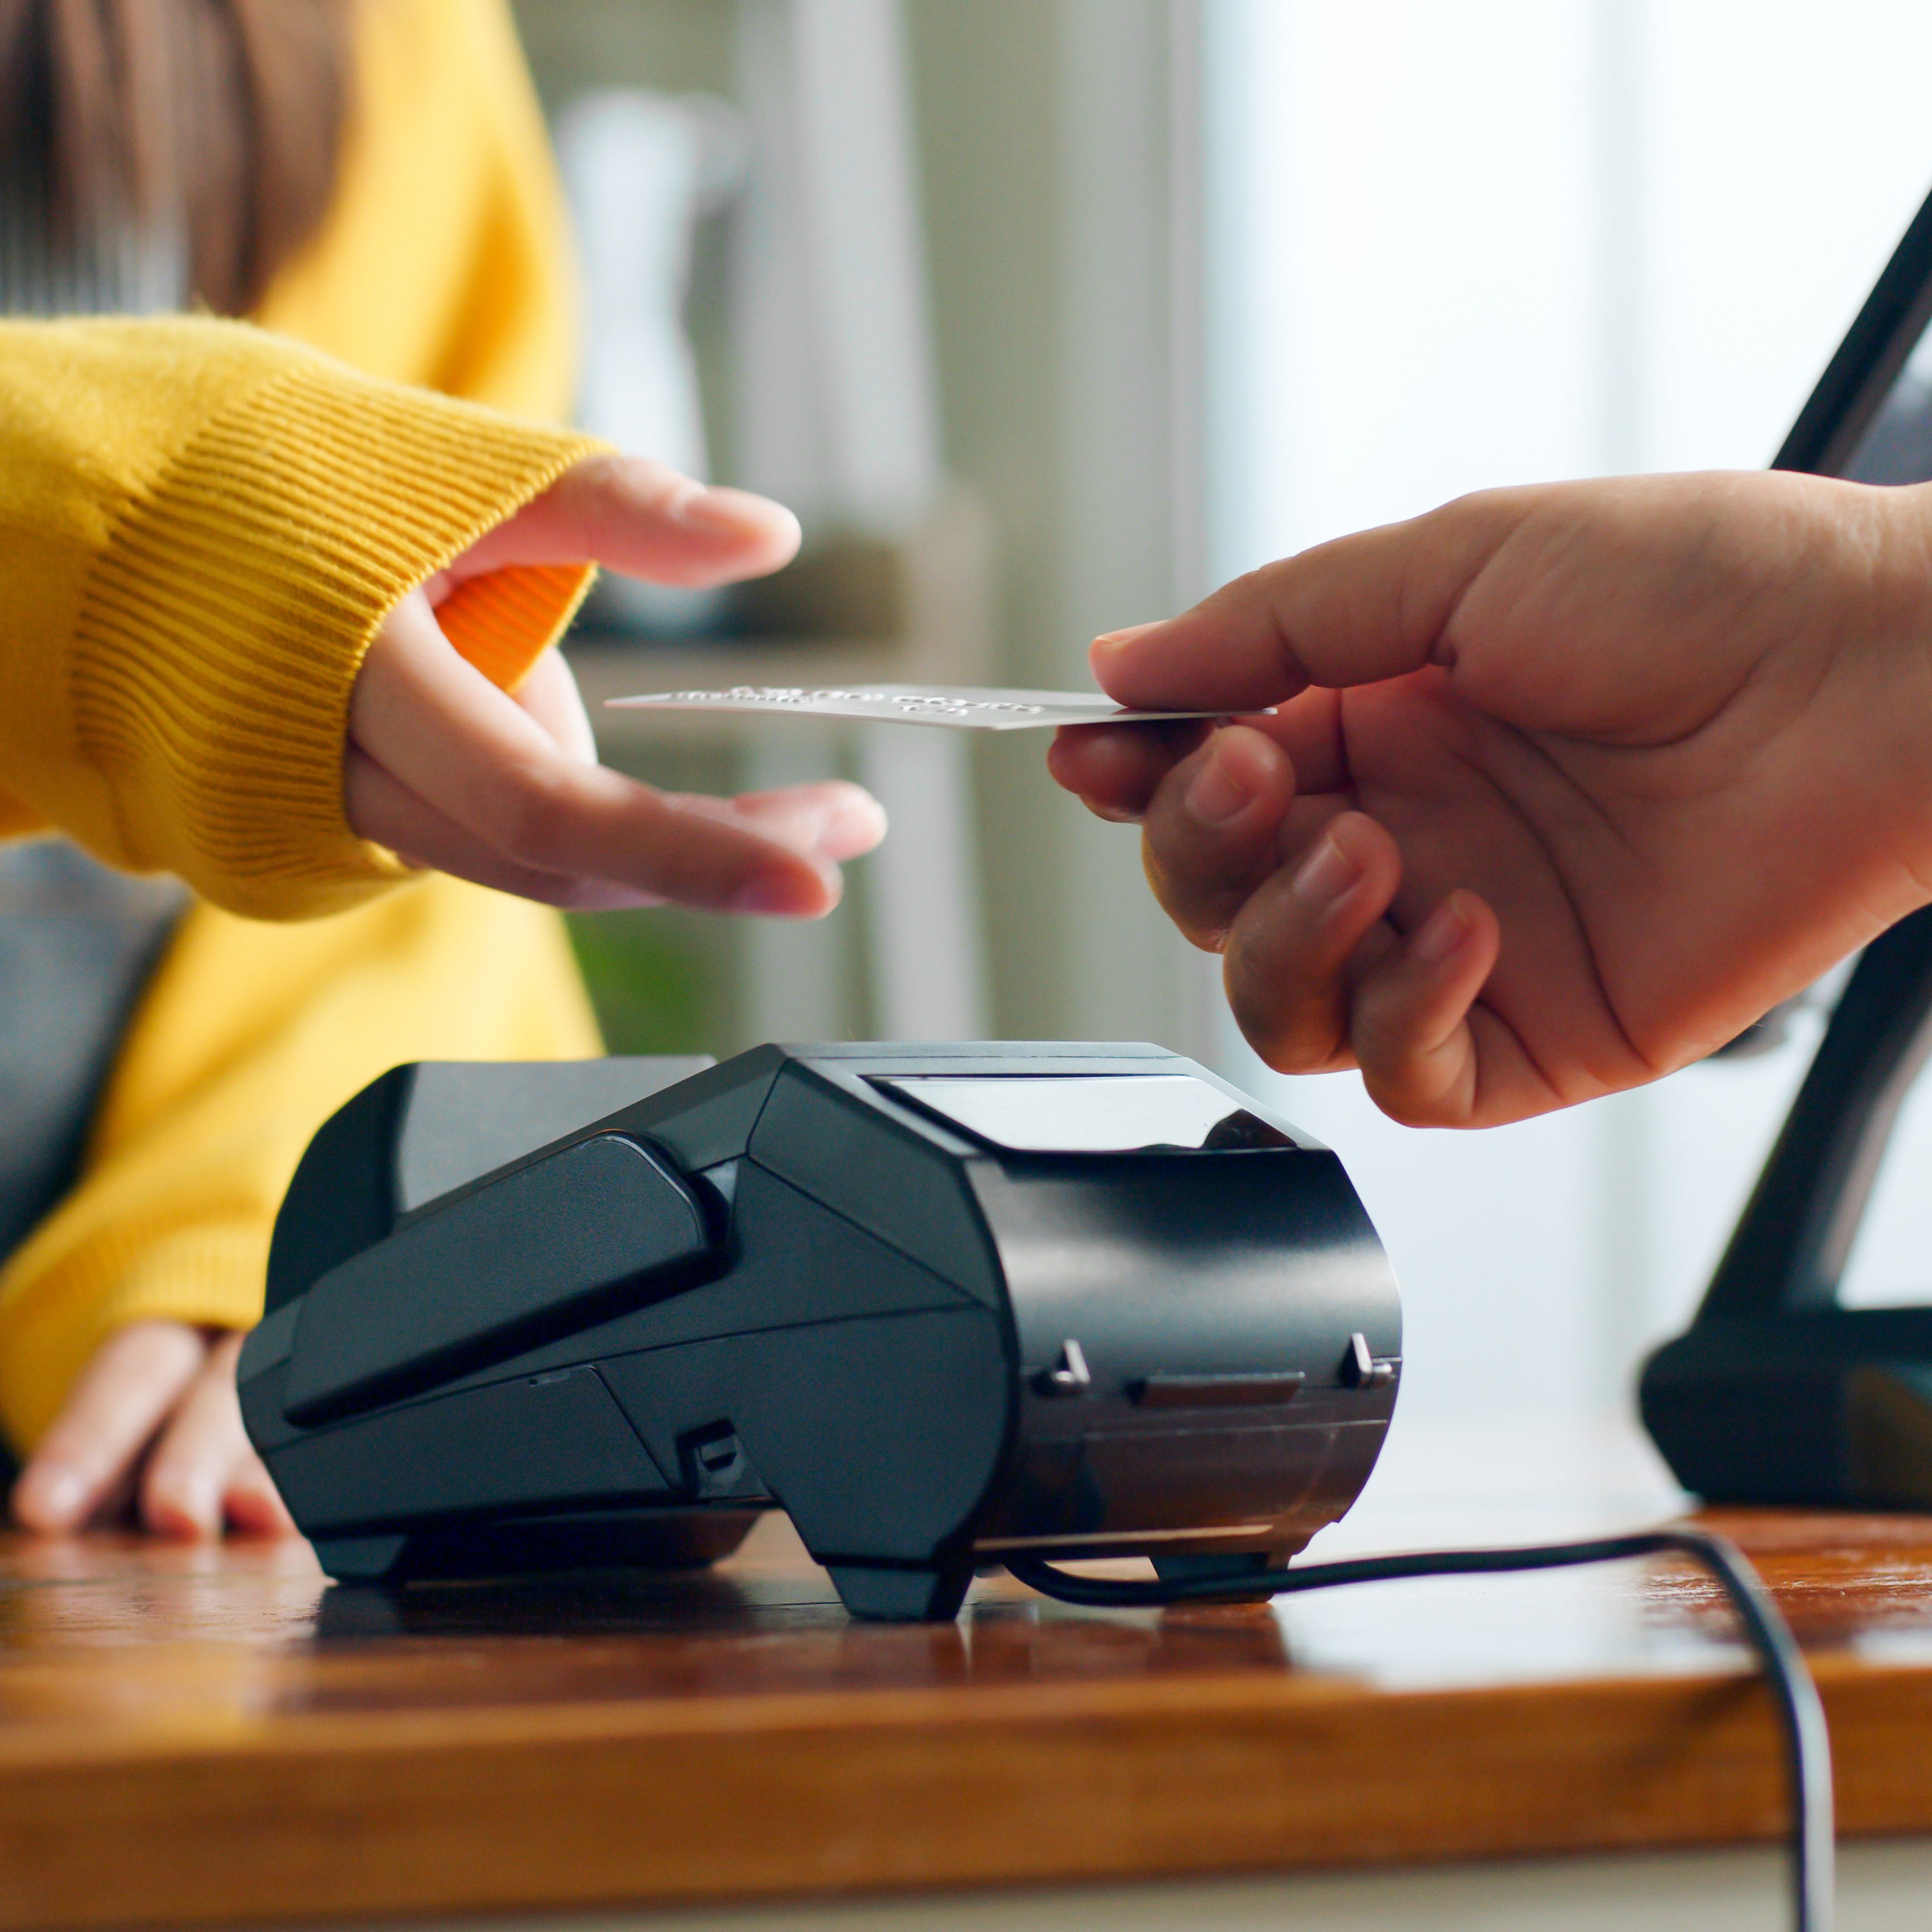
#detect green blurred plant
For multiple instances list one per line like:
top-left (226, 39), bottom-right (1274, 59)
top-left (565, 911), bottom-right (727, 1057)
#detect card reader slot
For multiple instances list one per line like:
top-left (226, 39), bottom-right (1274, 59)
top-left (282, 1134), bottom-right (714, 1426)
top-left (1130, 1371), bottom-right (1306, 1409)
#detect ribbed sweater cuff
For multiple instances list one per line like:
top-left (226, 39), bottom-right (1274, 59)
top-left (72, 362), bottom-right (602, 920)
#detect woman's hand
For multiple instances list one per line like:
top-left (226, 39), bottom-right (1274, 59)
top-left (1049, 470), bottom-right (1932, 1126)
top-left (10, 1322), bottom-right (293, 1539)
top-left (345, 454), bottom-right (887, 916)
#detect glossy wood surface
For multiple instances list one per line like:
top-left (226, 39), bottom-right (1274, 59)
top-left (3, 1466), bottom-right (1932, 1930)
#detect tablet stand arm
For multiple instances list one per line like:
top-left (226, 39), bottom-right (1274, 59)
top-left (1698, 905), bottom-right (1932, 1318)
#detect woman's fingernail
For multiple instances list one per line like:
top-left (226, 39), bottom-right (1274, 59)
top-left (1184, 744), bottom-right (1253, 827)
top-left (731, 878), bottom-right (808, 915)
top-left (1093, 619), bottom-right (1163, 652)
top-left (675, 484), bottom-right (786, 539)
top-left (151, 1485), bottom-right (216, 1541)
top-left (1413, 895), bottom-right (1472, 964)
top-left (1291, 831), bottom-right (1363, 910)
top-left (816, 790), bottom-right (889, 855)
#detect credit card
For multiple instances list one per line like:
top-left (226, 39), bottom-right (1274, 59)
top-left (604, 683), bottom-right (1227, 730)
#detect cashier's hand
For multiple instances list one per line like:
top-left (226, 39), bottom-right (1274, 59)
top-left (1050, 471), bottom-right (1932, 1126)
top-left (345, 455), bottom-right (886, 916)
top-left (11, 1323), bottom-right (295, 1540)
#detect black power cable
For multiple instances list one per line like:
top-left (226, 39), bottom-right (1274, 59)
top-left (1009, 1527), bottom-right (1832, 1932)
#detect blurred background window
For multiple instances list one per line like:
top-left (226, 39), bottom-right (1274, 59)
top-left (1204, 0), bottom-right (1932, 1472)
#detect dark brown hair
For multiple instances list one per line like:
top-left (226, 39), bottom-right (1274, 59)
top-left (0, 0), bottom-right (354, 316)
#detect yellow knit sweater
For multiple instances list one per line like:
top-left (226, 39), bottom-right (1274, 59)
top-left (0, 0), bottom-right (609, 1451)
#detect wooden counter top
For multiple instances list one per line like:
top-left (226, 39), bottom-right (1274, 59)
top-left (3, 1439), bottom-right (1932, 1930)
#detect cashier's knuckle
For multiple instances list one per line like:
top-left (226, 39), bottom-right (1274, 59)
top-left (1262, 1035), bottom-right (1353, 1079)
top-left (1369, 1081), bottom-right (1458, 1130)
top-left (1236, 992), bottom-right (1347, 1076)
top-left (1141, 862), bottom-right (1227, 948)
top-left (1353, 1034), bottom-right (1465, 1130)
top-left (1349, 1003), bottom-right (1409, 1084)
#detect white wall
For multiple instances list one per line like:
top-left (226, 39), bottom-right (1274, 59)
top-left (1202, 0), bottom-right (1932, 1432)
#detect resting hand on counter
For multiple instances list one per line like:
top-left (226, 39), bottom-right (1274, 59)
top-left (1049, 470), bottom-right (1932, 1127)
top-left (346, 454), bottom-right (887, 918)
top-left (11, 1324), bottom-right (292, 1541)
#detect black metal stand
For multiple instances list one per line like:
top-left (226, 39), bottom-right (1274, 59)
top-left (1641, 906), bottom-right (1932, 1507)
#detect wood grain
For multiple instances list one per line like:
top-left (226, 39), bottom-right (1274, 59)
top-left (0, 1507), bottom-right (1928, 1928)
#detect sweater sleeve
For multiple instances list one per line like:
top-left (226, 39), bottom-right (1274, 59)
top-left (0, 316), bottom-right (601, 921)
top-left (0, 875), bottom-right (604, 1452)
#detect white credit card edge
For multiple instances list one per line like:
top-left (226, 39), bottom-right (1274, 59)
top-left (602, 685), bottom-right (1229, 730)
